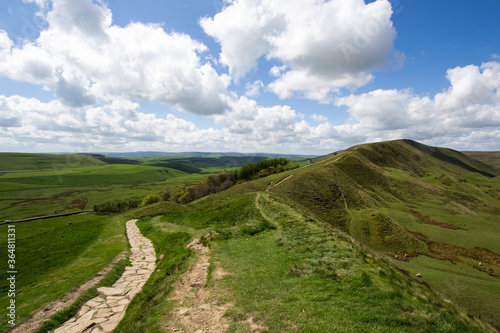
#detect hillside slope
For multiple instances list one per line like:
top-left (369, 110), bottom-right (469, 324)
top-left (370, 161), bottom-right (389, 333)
top-left (463, 151), bottom-right (500, 170)
top-left (117, 191), bottom-right (494, 332)
top-left (270, 139), bottom-right (500, 328)
top-left (110, 139), bottom-right (499, 332)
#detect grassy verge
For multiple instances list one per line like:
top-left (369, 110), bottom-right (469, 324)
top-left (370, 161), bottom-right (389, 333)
top-left (400, 256), bottom-right (500, 329)
top-left (0, 216), bottom-right (126, 331)
top-left (36, 258), bottom-right (130, 333)
top-left (113, 218), bottom-right (193, 333)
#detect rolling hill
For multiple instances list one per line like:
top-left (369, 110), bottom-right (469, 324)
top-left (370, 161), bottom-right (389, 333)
top-left (268, 139), bottom-right (500, 328)
top-left (463, 151), bottom-right (500, 170)
top-left (108, 139), bottom-right (499, 332)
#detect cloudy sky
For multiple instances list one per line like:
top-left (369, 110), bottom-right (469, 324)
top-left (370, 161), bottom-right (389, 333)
top-left (0, 0), bottom-right (499, 154)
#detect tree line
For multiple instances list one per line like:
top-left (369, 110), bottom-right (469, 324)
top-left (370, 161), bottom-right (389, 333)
top-left (94, 158), bottom-right (299, 212)
top-left (235, 157), bottom-right (298, 181)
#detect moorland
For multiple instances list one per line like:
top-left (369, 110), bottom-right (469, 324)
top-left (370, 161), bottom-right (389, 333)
top-left (0, 139), bottom-right (499, 332)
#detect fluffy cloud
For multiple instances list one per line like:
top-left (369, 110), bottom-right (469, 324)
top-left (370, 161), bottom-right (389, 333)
top-left (245, 80), bottom-right (264, 97)
top-left (213, 96), bottom-right (347, 152)
top-left (311, 114), bottom-right (329, 123)
top-left (334, 62), bottom-right (500, 149)
top-left (0, 95), bottom-right (225, 152)
top-left (201, 0), bottom-right (397, 101)
top-left (3, 57), bottom-right (500, 154)
top-left (0, 0), bottom-right (231, 114)
top-left (0, 93), bottom-right (346, 153)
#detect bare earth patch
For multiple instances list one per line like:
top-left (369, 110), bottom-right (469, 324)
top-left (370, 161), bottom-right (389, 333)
top-left (164, 240), bottom-right (232, 333)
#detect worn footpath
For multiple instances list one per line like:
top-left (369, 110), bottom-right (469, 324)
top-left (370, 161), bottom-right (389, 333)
top-left (54, 219), bottom-right (156, 333)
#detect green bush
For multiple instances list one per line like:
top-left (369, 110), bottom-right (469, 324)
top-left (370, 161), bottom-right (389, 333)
top-left (141, 194), bottom-right (161, 207)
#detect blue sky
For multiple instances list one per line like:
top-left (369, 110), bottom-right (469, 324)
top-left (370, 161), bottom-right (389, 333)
top-left (0, 0), bottom-right (499, 153)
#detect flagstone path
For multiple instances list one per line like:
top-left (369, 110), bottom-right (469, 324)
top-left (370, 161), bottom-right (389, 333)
top-left (54, 219), bottom-right (156, 333)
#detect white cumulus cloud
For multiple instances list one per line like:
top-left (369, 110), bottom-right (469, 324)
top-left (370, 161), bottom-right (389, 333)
top-left (334, 62), bottom-right (500, 150)
top-left (245, 80), bottom-right (264, 97)
top-left (0, 94), bottom-right (225, 152)
top-left (201, 0), bottom-right (398, 102)
top-left (0, 0), bottom-right (232, 114)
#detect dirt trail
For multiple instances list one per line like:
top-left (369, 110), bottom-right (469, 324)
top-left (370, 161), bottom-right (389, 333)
top-left (265, 174), bottom-right (293, 192)
top-left (164, 240), bottom-right (231, 333)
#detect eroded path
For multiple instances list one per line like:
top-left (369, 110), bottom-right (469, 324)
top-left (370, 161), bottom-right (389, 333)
top-left (54, 219), bottom-right (156, 333)
top-left (164, 240), bottom-right (231, 333)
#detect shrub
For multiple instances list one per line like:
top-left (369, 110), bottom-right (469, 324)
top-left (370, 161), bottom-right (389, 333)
top-left (141, 194), bottom-right (161, 207)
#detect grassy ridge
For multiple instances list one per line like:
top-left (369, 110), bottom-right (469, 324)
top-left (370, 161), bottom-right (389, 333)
top-left (270, 139), bottom-right (500, 328)
top-left (214, 193), bottom-right (489, 332)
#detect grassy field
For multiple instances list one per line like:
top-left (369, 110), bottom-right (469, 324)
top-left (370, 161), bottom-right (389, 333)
top-left (0, 153), bottom-right (217, 221)
top-left (0, 214), bottom-right (126, 331)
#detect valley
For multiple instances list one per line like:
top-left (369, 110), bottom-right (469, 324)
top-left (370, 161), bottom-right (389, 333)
top-left (0, 140), bottom-right (499, 332)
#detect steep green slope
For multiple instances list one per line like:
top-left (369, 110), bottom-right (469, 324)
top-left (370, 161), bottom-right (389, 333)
top-left (270, 139), bottom-right (500, 328)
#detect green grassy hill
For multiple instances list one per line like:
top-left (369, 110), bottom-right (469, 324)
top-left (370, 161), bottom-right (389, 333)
top-left (463, 151), bottom-right (500, 170)
top-left (0, 153), bottom-right (205, 221)
top-left (269, 139), bottom-right (500, 328)
top-left (112, 140), bottom-right (498, 332)
top-left (114, 188), bottom-right (495, 332)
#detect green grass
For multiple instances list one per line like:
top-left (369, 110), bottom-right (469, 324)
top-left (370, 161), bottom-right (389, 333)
top-left (0, 216), bottom-right (126, 331)
top-left (212, 193), bottom-right (489, 332)
top-left (0, 153), bottom-right (106, 171)
top-left (0, 172), bottom-right (209, 221)
top-left (268, 139), bottom-right (500, 330)
top-left (349, 209), bottom-right (425, 253)
top-left (400, 256), bottom-right (500, 327)
top-left (0, 164), bottom-right (185, 187)
top-left (0, 213), bottom-right (96, 241)
top-left (109, 191), bottom-right (491, 332)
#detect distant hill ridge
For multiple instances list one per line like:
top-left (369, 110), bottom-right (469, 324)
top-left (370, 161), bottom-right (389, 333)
top-left (462, 151), bottom-right (500, 169)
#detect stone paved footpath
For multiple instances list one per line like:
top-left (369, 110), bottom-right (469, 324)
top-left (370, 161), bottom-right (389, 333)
top-left (54, 219), bottom-right (156, 333)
